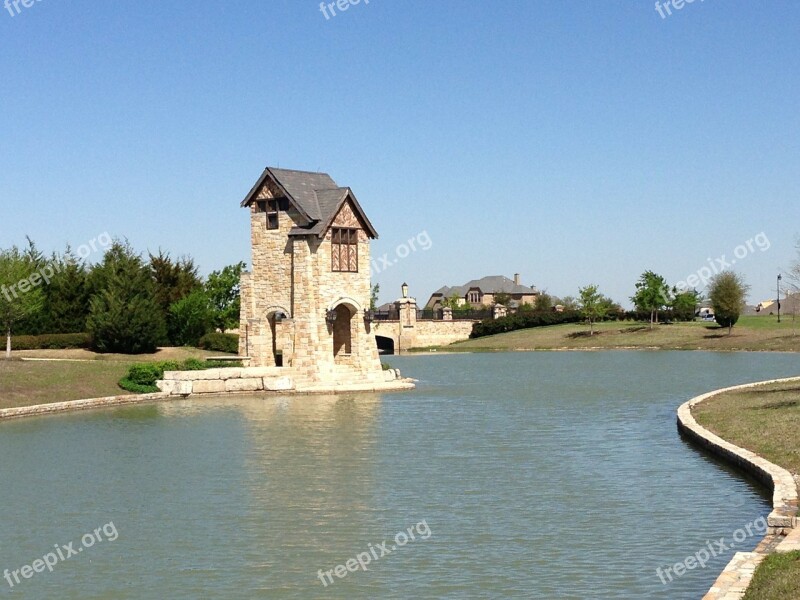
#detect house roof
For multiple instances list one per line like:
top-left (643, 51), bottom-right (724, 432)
top-left (241, 167), bottom-right (378, 239)
top-left (432, 275), bottom-right (538, 298)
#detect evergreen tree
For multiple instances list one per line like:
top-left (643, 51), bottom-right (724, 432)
top-left (149, 250), bottom-right (202, 314)
top-left (44, 249), bottom-right (90, 333)
top-left (87, 242), bottom-right (166, 353)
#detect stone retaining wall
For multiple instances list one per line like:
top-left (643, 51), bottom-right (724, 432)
top-left (410, 320), bottom-right (477, 348)
top-left (0, 392), bottom-right (169, 421)
top-left (157, 366), bottom-right (411, 396)
top-left (676, 376), bottom-right (800, 600)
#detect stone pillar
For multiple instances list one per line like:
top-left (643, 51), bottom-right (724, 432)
top-left (395, 297), bottom-right (417, 353)
top-left (442, 306), bottom-right (453, 321)
top-left (493, 304), bottom-right (508, 320)
top-left (238, 271), bottom-right (253, 360)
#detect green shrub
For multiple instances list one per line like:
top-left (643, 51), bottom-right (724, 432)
top-left (204, 360), bottom-right (243, 368)
top-left (197, 332), bottom-right (238, 354)
top-left (181, 358), bottom-right (206, 371)
top-left (470, 310), bottom-right (582, 339)
top-left (118, 358), bottom-right (242, 393)
top-left (167, 290), bottom-right (213, 347)
top-left (118, 378), bottom-right (160, 394)
top-left (10, 333), bottom-right (92, 351)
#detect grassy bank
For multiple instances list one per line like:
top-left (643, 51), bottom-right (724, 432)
top-left (0, 347), bottom-right (232, 409)
top-left (744, 552), bottom-right (800, 600)
top-left (426, 316), bottom-right (800, 353)
top-left (693, 379), bottom-right (800, 477)
top-left (693, 380), bottom-right (800, 600)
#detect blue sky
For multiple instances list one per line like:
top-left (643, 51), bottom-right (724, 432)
top-left (1, 0), bottom-right (798, 306)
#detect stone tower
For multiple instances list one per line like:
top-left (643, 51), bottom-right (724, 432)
top-left (238, 167), bottom-right (384, 384)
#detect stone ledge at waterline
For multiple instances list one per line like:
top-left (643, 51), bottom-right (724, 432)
top-left (0, 393), bottom-right (170, 421)
top-left (676, 377), bottom-right (799, 600)
top-left (157, 367), bottom-right (415, 396)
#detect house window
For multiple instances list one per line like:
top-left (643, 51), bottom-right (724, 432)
top-left (257, 199), bottom-right (280, 230)
top-left (332, 228), bottom-right (358, 272)
top-left (266, 199), bottom-right (279, 230)
top-left (468, 292), bottom-right (480, 303)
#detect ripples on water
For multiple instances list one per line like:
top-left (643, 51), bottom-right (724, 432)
top-left (0, 351), bottom-right (797, 599)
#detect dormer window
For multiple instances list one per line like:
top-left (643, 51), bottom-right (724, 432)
top-left (266, 199), bottom-right (279, 229)
top-left (256, 199), bottom-right (280, 229)
top-left (332, 228), bottom-right (358, 272)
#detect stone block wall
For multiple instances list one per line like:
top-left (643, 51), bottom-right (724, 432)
top-left (239, 180), bottom-right (382, 385)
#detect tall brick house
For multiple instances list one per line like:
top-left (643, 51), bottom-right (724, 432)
top-left (238, 167), bottom-right (384, 383)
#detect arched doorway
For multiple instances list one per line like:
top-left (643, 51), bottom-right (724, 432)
top-left (332, 304), bottom-right (353, 357)
top-left (376, 335), bottom-right (395, 355)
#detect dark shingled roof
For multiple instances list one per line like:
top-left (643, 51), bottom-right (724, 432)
top-left (241, 167), bottom-right (378, 239)
top-left (432, 276), bottom-right (538, 297)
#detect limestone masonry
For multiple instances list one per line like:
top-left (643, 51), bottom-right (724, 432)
top-left (235, 166), bottom-right (407, 390)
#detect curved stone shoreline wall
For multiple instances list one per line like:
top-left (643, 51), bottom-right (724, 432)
top-left (0, 392), bottom-right (169, 421)
top-left (676, 377), bottom-right (799, 600)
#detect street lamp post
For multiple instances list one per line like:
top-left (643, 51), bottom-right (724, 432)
top-left (777, 274), bottom-right (782, 323)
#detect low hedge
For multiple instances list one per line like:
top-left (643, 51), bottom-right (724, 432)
top-left (470, 310), bottom-right (583, 338)
top-left (10, 333), bottom-right (92, 350)
top-left (118, 358), bottom-right (244, 394)
top-left (197, 332), bottom-right (239, 354)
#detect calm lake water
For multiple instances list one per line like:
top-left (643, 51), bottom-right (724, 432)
top-left (1, 351), bottom-right (798, 599)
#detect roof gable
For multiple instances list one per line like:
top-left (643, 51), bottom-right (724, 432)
top-left (241, 167), bottom-right (378, 239)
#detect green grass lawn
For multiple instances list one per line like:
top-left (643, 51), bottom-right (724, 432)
top-left (427, 316), bottom-right (800, 353)
top-left (693, 380), bottom-right (800, 477)
top-left (744, 552), bottom-right (800, 600)
top-left (0, 347), bottom-right (234, 409)
top-left (694, 380), bottom-right (800, 600)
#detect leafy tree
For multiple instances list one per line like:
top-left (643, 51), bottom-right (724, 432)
top-left (87, 242), bottom-right (166, 353)
top-left (493, 291), bottom-right (512, 307)
top-left (168, 289), bottom-right (213, 347)
top-left (206, 262), bottom-right (246, 333)
top-left (534, 292), bottom-right (553, 312)
top-left (578, 284), bottom-right (608, 335)
top-left (671, 289), bottom-right (702, 322)
top-left (0, 245), bottom-right (46, 358)
top-left (708, 271), bottom-right (750, 335)
top-left (517, 301), bottom-right (535, 314)
top-left (632, 271), bottom-right (670, 329)
top-left (442, 293), bottom-right (463, 310)
top-left (370, 283), bottom-right (380, 310)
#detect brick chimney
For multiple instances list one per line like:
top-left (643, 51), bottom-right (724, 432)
top-left (514, 273), bottom-right (520, 286)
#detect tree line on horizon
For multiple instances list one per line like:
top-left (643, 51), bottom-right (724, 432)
top-left (0, 238), bottom-right (245, 357)
top-left (473, 267), bottom-right (763, 339)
